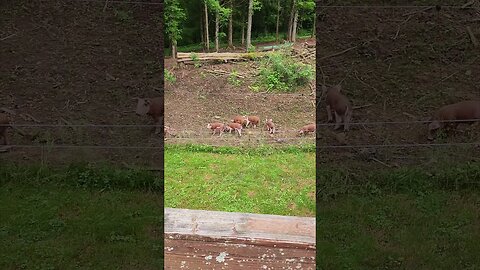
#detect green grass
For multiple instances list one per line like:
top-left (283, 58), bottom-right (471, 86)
top-left (0, 165), bottom-right (162, 269)
top-left (164, 144), bottom-right (316, 216)
top-left (317, 165), bottom-right (480, 269)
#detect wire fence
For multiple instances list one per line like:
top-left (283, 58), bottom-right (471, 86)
top-left (317, 5), bottom-right (476, 9)
top-left (1, 118), bottom-right (480, 128)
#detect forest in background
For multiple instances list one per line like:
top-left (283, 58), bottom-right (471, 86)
top-left (164, 0), bottom-right (315, 54)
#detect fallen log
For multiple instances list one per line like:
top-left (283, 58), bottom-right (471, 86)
top-left (176, 52), bottom-right (270, 63)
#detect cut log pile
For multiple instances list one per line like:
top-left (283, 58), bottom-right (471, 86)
top-left (176, 52), bottom-right (270, 64)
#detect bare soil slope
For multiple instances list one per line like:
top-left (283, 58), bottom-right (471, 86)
top-left (1, 0), bottom-right (163, 166)
top-left (316, 5), bottom-right (480, 167)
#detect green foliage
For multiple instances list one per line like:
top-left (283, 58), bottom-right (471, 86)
top-left (205, 0), bottom-right (232, 24)
top-left (189, 52), bottom-right (201, 67)
top-left (228, 70), bottom-right (242, 86)
top-left (257, 51), bottom-right (314, 92)
top-left (165, 0), bottom-right (186, 43)
top-left (0, 164), bottom-right (161, 192)
top-left (0, 181), bottom-right (162, 268)
top-left (165, 69), bottom-right (176, 83)
top-left (318, 163), bottom-right (480, 201)
top-left (318, 192), bottom-right (480, 269)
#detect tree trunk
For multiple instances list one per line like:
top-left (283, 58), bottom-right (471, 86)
top-left (246, 0), bottom-right (253, 50)
top-left (241, 24), bottom-right (245, 45)
top-left (228, 0), bottom-right (233, 48)
top-left (312, 13), bottom-right (315, 38)
top-left (276, 0), bottom-right (280, 43)
top-left (288, 0), bottom-right (296, 41)
top-left (215, 11), bottom-right (219, 52)
top-left (204, 1), bottom-right (210, 51)
top-left (172, 40), bottom-right (177, 60)
top-left (200, 10), bottom-right (204, 45)
top-left (292, 9), bottom-right (298, 42)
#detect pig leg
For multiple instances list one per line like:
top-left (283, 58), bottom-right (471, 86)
top-left (153, 116), bottom-right (161, 135)
top-left (344, 109), bottom-right (352, 131)
top-left (326, 105), bottom-right (333, 122)
top-left (334, 112), bottom-right (342, 130)
top-left (237, 129), bottom-right (242, 137)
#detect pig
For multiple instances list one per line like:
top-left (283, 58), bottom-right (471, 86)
top-left (244, 115), bottom-right (260, 128)
top-left (299, 123), bottom-right (316, 136)
top-left (0, 113), bottom-right (10, 145)
top-left (325, 85), bottom-right (352, 131)
top-left (226, 122), bottom-right (243, 137)
top-left (135, 97), bottom-right (162, 134)
top-left (428, 100), bottom-right (480, 140)
top-left (265, 119), bottom-right (276, 134)
top-left (207, 122), bottom-right (225, 136)
top-left (232, 115), bottom-right (248, 127)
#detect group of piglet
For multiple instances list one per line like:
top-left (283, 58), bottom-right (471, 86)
top-left (207, 115), bottom-right (316, 137)
top-left (323, 84), bottom-right (480, 140)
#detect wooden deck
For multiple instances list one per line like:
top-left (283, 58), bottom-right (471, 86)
top-left (164, 208), bottom-right (316, 269)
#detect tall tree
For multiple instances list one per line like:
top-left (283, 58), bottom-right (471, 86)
top-left (275, 0), bottom-right (280, 43)
top-left (204, 0), bottom-right (210, 51)
top-left (246, 0), bottom-right (253, 50)
top-left (288, 0), bottom-right (296, 42)
top-left (228, 0), bottom-right (233, 48)
top-left (215, 9), bottom-right (220, 51)
top-left (165, 0), bottom-right (186, 60)
top-left (246, 0), bottom-right (261, 50)
top-left (292, 8), bottom-right (298, 42)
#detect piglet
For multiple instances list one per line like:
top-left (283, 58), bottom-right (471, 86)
top-left (428, 100), bottom-right (480, 140)
top-left (265, 119), bottom-right (276, 134)
top-left (245, 115), bottom-right (260, 128)
top-left (325, 85), bottom-right (352, 131)
top-left (135, 97), bottom-right (162, 134)
top-left (232, 115), bottom-right (248, 127)
top-left (226, 122), bottom-right (243, 137)
top-left (207, 122), bottom-right (225, 136)
top-left (299, 123), bottom-right (316, 136)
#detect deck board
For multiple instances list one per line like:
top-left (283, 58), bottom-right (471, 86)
top-left (164, 208), bottom-right (316, 269)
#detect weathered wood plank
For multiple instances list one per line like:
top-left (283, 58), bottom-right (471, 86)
top-left (164, 208), bottom-right (316, 269)
top-left (164, 208), bottom-right (315, 245)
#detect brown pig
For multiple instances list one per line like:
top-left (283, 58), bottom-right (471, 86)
top-left (0, 113), bottom-right (10, 145)
top-left (299, 123), bottom-right (316, 136)
top-left (245, 115), bottom-right (260, 128)
top-left (325, 85), bottom-right (352, 131)
top-left (428, 100), bottom-right (480, 140)
top-left (207, 122), bottom-right (225, 136)
top-left (226, 122), bottom-right (243, 137)
top-left (135, 97), bottom-right (162, 134)
top-left (265, 119), bottom-right (276, 134)
top-left (232, 115), bottom-right (248, 127)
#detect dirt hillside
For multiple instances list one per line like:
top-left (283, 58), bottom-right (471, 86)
top-left (1, 0), bottom-right (163, 166)
top-left (315, 5), bottom-right (480, 168)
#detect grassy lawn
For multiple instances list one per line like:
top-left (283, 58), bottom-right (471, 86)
top-left (317, 165), bottom-right (480, 270)
top-left (164, 144), bottom-right (316, 217)
top-left (0, 165), bottom-right (162, 269)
